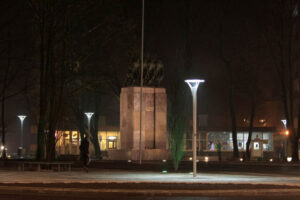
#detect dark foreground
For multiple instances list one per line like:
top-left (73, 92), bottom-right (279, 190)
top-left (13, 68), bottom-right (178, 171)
top-left (2, 160), bottom-right (300, 199)
top-left (0, 182), bottom-right (300, 200)
top-left (1, 195), bottom-right (300, 200)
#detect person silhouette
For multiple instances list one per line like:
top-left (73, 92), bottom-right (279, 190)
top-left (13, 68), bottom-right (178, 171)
top-left (80, 134), bottom-right (90, 172)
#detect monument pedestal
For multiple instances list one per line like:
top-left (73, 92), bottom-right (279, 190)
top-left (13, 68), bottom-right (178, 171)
top-left (107, 149), bottom-right (171, 161)
top-left (119, 87), bottom-right (169, 160)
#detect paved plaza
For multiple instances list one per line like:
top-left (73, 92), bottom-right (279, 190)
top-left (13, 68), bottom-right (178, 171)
top-left (1, 169), bottom-right (300, 199)
top-left (0, 169), bottom-right (300, 185)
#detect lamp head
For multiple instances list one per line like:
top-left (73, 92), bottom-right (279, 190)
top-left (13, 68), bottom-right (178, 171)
top-left (17, 115), bottom-right (27, 121)
top-left (281, 119), bottom-right (287, 128)
top-left (185, 79), bottom-right (205, 91)
top-left (84, 112), bottom-right (94, 118)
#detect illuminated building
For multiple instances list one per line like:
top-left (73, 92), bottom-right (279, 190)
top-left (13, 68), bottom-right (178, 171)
top-left (55, 126), bottom-right (120, 156)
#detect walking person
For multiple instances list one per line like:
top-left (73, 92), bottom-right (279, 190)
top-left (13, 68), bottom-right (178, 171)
top-left (80, 134), bottom-right (90, 172)
top-left (216, 140), bottom-right (222, 162)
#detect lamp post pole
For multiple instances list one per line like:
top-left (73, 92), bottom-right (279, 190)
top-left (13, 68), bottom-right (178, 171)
top-left (85, 112), bottom-right (94, 134)
top-left (281, 119), bottom-right (288, 160)
top-left (185, 79), bottom-right (205, 177)
top-left (139, 0), bottom-right (145, 165)
top-left (18, 115), bottom-right (26, 158)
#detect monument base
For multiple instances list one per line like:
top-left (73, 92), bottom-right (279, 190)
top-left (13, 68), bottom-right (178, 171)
top-left (107, 149), bottom-right (171, 161)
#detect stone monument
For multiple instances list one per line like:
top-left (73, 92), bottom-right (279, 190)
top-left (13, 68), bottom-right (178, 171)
top-left (107, 59), bottom-right (169, 160)
top-left (119, 86), bottom-right (169, 160)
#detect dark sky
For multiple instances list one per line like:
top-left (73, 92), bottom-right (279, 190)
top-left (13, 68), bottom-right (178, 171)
top-left (0, 0), bottom-right (296, 153)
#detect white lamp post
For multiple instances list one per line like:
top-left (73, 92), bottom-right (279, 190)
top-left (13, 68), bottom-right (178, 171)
top-left (17, 115), bottom-right (26, 158)
top-left (281, 119), bottom-right (288, 160)
top-left (84, 112), bottom-right (94, 134)
top-left (185, 79), bottom-right (205, 177)
top-left (139, 0), bottom-right (145, 165)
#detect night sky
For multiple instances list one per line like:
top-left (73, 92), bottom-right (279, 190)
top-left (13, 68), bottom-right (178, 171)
top-left (0, 0), bottom-right (299, 154)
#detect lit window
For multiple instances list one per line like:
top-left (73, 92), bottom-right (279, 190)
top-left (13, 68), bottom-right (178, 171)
top-left (254, 142), bottom-right (259, 150)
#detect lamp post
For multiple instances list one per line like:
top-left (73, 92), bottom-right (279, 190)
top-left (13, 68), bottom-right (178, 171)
top-left (139, 0), bottom-right (145, 165)
top-left (17, 115), bottom-right (26, 158)
top-left (281, 119), bottom-right (288, 160)
top-left (84, 112), bottom-right (94, 134)
top-left (185, 79), bottom-right (205, 177)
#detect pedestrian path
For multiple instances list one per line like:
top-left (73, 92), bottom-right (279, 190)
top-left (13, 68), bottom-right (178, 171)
top-left (0, 169), bottom-right (300, 186)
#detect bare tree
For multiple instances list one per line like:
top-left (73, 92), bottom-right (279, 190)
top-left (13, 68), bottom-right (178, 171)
top-left (263, 0), bottom-right (300, 161)
top-left (29, 0), bottom-right (72, 161)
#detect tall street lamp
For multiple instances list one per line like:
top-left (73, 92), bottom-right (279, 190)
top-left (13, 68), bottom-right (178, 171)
top-left (281, 119), bottom-right (288, 160)
top-left (17, 115), bottom-right (26, 158)
top-left (139, 0), bottom-right (145, 165)
top-left (185, 79), bottom-right (205, 177)
top-left (85, 112), bottom-right (94, 134)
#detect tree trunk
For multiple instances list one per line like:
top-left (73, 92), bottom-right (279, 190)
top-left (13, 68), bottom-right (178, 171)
top-left (292, 134), bottom-right (299, 162)
top-left (37, 118), bottom-right (46, 160)
top-left (36, 7), bottom-right (46, 161)
top-left (246, 98), bottom-right (255, 160)
top-left (229, 85), bottom-right (239, 158)
top-left (90, 95), bottom-right (101, 159)
top-left (46, 125), bottom-right (56, 161)
top-left (1, 95), bottom-right (6, 159)
top-left (1, 30), bottom-right (11, 159)
top-left (292, 106), bottom-right (300, 162)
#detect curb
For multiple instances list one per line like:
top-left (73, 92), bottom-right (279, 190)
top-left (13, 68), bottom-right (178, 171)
top-left (0, 185), bottom-right (300, 198)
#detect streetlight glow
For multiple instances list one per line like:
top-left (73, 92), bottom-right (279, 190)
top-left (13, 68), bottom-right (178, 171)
top-left (285, 130), bottom-right (289, 136)
top-left (84, 112), bottom-right (94, 119)
top-left (18, 115), bottom-right (26, 122)
top-left (281, 119), bottom-right (287, 129)
top-left (185, 79), bottom-right (205, 90)
top-left (185, 79), bottom-right (205, 178)
top-left (17, 115), bottom-right (26, 158)
top-left (84, 112), bottom-right (94, 134)
top-left (281, 119), bottom-right (289, 160)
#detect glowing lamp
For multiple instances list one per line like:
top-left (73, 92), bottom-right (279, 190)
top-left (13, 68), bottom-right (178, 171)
top-left (108, 136), bottom-right (117, 140)
top-left (281, 119), bottom-right (287, 129)
top-left (84, 112), bottom-right (94, 133)
top-left (204, 156), bottom-right (209, 162)
top-left (285, 130), bottom-right (289, 136)
top-left (17, 115), bottom-right (26, 158)
top-left (84, 112), bottom-right (94, 119)
top-left (185, 79), bottom-right (205, 178)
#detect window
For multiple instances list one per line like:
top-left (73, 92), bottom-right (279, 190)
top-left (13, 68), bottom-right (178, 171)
top-left (254, 142), bottom-right (259, 150)
top-left (206, 132), bottom-right (232, 151)
top-left (64, 131), bottom-right (70, 144)
top-left (205, 131), bottom-right (273, 151)
top-left (108, 140), bottom-right (117, 149)
top-left (263, 132), bottom-right (272, 151)
top-left (72, 131), bottom-right (78, 145)
top-left (98, 131), bottom-right (120, 150)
